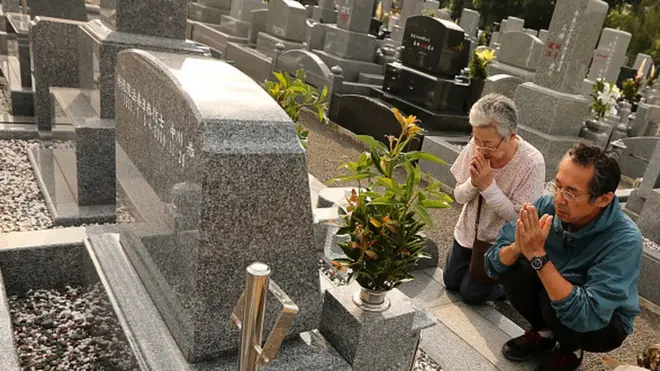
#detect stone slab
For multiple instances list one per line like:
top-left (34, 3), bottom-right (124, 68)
top-left (322, 24), bottom-right (377, 62)
top-left (336, 0), bottom-right (376, 34)
top-left (102, 0), bottom-right (189, 39)
top-left (313, 49), bottom-right (383, 81)
top-left (266, 0), bottom-right (307, 43)
top-left (193, 21), bottom-right (247, 55)
top-left (188, 2), bottom-right (229, 24)
top-left (633, 53), bottom-right (653, 80)
top-left (0, 272), bottom-right (20, 371)
top-left (482, 74), bottom-right (525, 100)
top-left (197, 0), bottom-right (232, 9)
top-left (637, 247), bottom-right (660, 306)
top-left (487, 62), bottom-right (536, 83)
top-left (75, 118), bottom-right (116, 206)
top-left (586, 28), bottom-right (631, 82)
top-left (28, 0), bottom-right (86, 21)
top-left (514, 82), bottom-right (590, 137)
top-left (218, 14), bottom-right (251, 38)
top-left (419, 135), bottom-right (467, 188)
top-left (459, 8), bottom-right (480, 38)
top-left (497, 31), bottom-right (544, 71)
top-left (255, 31), bottom-right (305, 59)
top-left (229, 0), bottom-right (268, 22)
top-left (27, 147), bottom-right (117, 226)
top-left (516, 124), bottom-right (578, 181)
top-left (224, 42), bottom-right (272, 82)
top-left (398, 270), bottom-right (459, 310)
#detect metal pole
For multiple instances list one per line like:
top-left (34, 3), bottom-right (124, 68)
top-left (238, 262), bottom-right (271, 371)
top-left (21, 0), bottom-right (28, 15)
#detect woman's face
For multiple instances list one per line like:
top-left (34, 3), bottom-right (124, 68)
top-left (472, 126), bottom-right (513, 161)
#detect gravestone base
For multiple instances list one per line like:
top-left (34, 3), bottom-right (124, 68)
top-left (192, 21), bottom-right (246, 56)
top-left (75, 118), bottom-right (116, 206)
top-left (319, 283), bottom-right (436, 371)
top-left (517, 124), bottom-right (580, 181)
top-left (487, 62), bottom-right (535, 83)
top-left (79, 19), bottom-right (208, 119)
top-left (313, 50), bottom-right (383, 81)
top-left (515, 82), bottom-right (591, 137)
top-left (225, 41), bottom-right (272, 82)
top-left (27, 147), bottom-right (117, 226)
top-left (256, 32), bottom-right (306, 59)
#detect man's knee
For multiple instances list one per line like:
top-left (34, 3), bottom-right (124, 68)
top-left (500, 259), bottom-right (538, 294)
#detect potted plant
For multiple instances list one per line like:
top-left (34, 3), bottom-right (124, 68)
top-left (589, 78), bottom-right (621, 122)
top-left (263, 69), bottom-right (328, 150)
top-left (330, 108), bottom-right (452, 311)
top-left (467, 48), bottom-right (496, 105)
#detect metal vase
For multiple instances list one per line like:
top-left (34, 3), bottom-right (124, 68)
top-left (353, 286), bottom-right (391, 312)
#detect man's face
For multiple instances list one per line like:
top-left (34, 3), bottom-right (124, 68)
top-left (552, 157), bottom-right (612, 225)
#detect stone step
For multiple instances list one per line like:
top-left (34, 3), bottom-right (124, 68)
top-left (398, 268), bottom-right (536, 371)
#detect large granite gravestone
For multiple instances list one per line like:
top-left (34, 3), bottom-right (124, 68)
top-left (28, 0), bottom-right (86, 21)
top-left (102, 0), bottom-right (188, 39)
top-left (114, 49), bottom-right (323, 362)
top-left (581, 28), bottom-right (631, 95)
top-left (487, 30), bottom-right (544, 82)
top-left (459, 8), bottom-right (480, 38)
top-left (513, 0), bottom-right (609, 179)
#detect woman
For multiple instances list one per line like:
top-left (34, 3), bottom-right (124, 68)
top-left (443, 93), bottom-right (546, 305)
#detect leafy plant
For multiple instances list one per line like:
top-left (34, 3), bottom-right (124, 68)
top-left (622, 78), bottom-right (640, 103)
top-left (590, 78), bottom-right (621, 120)
top-left (478, 29), bottom-right (489, 46)
top-left (263, 69), bottom-right (328, 150)
top-left (330, 108), bottom-right (453, 292)
top-left (467, 48), bottom-right (496, 80)
top-left (422, 8), bottom-right (436, 17)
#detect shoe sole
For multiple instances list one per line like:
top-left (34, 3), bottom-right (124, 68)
top-left (502, 348), bottom-right (554, 362)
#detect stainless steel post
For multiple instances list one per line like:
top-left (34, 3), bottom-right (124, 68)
top-left (239, 262), bottom-right (271, 371)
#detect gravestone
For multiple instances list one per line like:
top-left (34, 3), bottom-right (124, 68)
top-left (459, 8), bottom-right (480, 38)
top-left (102, 0), bottom-right (188, 39)
top-left (627, 141), bottom-right (660, 218)
top-left (538, 29), bottom-right (548, 43)
top-left (336, 0), bottom-right (373, 34)
top-left (390, 0), bottom-right (422, 43)
top-left (311, 0), bottom-right (337, 23)
top-left (187, 0), bottom-right (232, 26)
top-left (487, 31), bottom-right (544, 82)
top-left (115, 49), bottom-right (322, 362)
top-left (482, 74), bottom-right (524, 99)
top-left (28, 0), bottom-right (86, 21)
top-left (265, 0), bottom-right (307, 41)
top-left (533, 0), bottom-right (609, 94)
top-left (514, 0), bottom-right (609, 180)
top-left (586, 28), bottom-right (631, 83)
top-left (634, 53), bottom-right (653, 80)
top-left (502, 16), bottom-right (524, 33)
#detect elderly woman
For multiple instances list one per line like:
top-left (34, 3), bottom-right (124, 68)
top-left (443, 94), bottom-right (546, 305)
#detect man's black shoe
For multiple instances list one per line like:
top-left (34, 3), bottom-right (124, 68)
top-left (502, 330), bottom-right (557, 362)
top-left (535, 348), bottom-right (583, 371)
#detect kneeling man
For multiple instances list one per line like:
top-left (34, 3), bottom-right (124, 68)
top-left (484, 142), bottom-right (642, 371)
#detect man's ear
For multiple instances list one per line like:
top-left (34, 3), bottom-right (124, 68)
top-left (595, 192), bottom-right (615, 208)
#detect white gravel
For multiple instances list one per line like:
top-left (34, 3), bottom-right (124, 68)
top-left (644, 238), bottom-right (660, 254)
top-left (9, 283), bottom-right (139, 370)
top-left (0, 139), bottom-right (135, 233)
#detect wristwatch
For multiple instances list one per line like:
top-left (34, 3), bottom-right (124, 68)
top-left (530, 255), bottom-right (550, 271)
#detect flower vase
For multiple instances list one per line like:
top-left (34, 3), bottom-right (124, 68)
top-left (353, 286), bottom-right (391, 312)
top-left (470, 78), bottom-right (486, 107)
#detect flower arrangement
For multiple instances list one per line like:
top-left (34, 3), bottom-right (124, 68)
top-left (330, 108), bottom-right (453, 292)
top-left (263, 69), bottom-right (328, 150)
top-left (590, 78), bottom-right (621, 120)
top-left (467, 48), bottom-right (496, 80)
top-left (622, 77), bottom-right (640, 104)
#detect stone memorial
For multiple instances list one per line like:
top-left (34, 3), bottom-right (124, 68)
top-left (634, 53), bottom-right (653, 81)
top-left (502, 16), bottom-right (524, 33)
top-left (487, 30), bottom-right (544, 82)
top-left (538, 29), bottom-right (548, 43)
top-left (627, 141), bottom-right (660, 219)
top-left (312, 0), bottom-right (384, 84)
top-left (27, 0), bottom-right (86, 21)
top-left (310, 0), bottom-right (337, 23)
top-left (3, 13), bottom-right (33, 116)
top-left (113, 49), bottom-right (324, 363)
top-left (514, 0), bottom-right (609, 179)
top-left (187, 0), bottom-right (232, 27)
top-left (390, 0), bottom-right (422, 44)
top-left (459, 8), bottom-right (480, 39)
top-left (225, 0), bottom-right (307, 81)
top-left (28, 0), bottom-right (208, 225)
top-left (581, 28), bottom-right (631, 95)
top-left (482, 74), bottom-right (524, 99)
top-left (191, 0), bottom-right (268, 55)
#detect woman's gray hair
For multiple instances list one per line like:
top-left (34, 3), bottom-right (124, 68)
top-left (469, 93), bottom-right (519, 140)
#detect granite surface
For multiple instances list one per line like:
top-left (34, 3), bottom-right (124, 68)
top-left (273, 49), bottom-right (335, 90)
top-left (633, 53), bottom-right (653, 80)
top-left (482, 74), bottom-right (525, 99)
top-left (502, 16), bottom-right (524, 33)
top-left (419, 135), bottom-right (466, 188)
top-left (323, 24), bottom-right (377, 62)
top-left (224, 41), bottom-right (272, 82)
top-left (218, 14), bottom-right (251, 38)
top-left (197, 0), bottom-right (232, 9)
top-left (75, 118), bottom-right (115, 206)
top-left (313, 49), bottom-right (382, 81)
top-left (496, 31), bottom-right (544, 71)
top-left (78, 19), bottom-right (208, 119)
top-left (516, 124), bottom-right (577, 181)
top-left (533, 0), bottom-right (609, 95)
top-left (265, 0), bottom-right (307, 43)
top-left (319, 284), bottom-right (420, 370)
top-left (311, 4), bottom-right (337, 24)
top-left (618, 137), bottom-right (660, 179)
top-left (255, 32), bottom-right (305, 59)
top-left (193, 21), bottom-right (246, 55)
top-left (101, 0), bottom-right (188, 39)
top-left (30, 17), bottom-right (85, 131)
top-left (459, 8), bottom-right (480, 38)
top-left (514, 82), bottom-right (590, 137)
top-left (638, 246), bottom-right (660, 307)
top-left (188, 2), bottom-right (228, 24)
top-left (486, 62), bottom-right (536, 82)
top-left (28, 0), bottom-right (86, 21)
top-left (114, 50), bottom-right (321, 361)
top-left (336, 0), bottom-right (376, 34)
top-left (586, 28), bottom-right (631, 82)
top-left (306, 20), bottom-right (329, 50)
top-left (229, 0), bottom-right (268, 22)
top-left (0, 272), bottom-right (20, 371)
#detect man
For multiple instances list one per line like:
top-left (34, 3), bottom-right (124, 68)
top-left (484, 142), bottom-right (642, 371)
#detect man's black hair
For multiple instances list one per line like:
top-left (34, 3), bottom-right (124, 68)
top-left (566, 141), bottom-right (621, 202)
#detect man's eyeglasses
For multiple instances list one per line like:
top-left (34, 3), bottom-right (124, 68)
top-left (473, 137), bottom-right (504, 152)
top-left (545, 181), bottom-right (589, 202)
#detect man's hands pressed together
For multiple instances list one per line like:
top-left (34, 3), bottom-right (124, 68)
top-left (470, 152), bottom-right (493, 191)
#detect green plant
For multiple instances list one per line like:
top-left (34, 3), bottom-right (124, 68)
top-left (330, 108), bottom-right (453, 291)
top-left (622, 78), bottom-right (639, 103)
top-left (263, 69), bottom-right (328, 150)
top-left (478, 30), bottom-right (489, 46)
top-left (422, 8), bottom-right (436, 16)
top-left (467, 48), bottom-right (496, 80)
top-left (590, 78), bottom-right (621, 120)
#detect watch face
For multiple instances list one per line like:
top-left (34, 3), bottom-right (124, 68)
top-left (531, 257), bottom-right (543, 270)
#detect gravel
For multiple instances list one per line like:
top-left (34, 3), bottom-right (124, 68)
top-left (9, 283), bottom-right (139, 370)
top-left (645, 238), bottom-right (660, 254)
top-left (0, 139), bottom-right (136, 233)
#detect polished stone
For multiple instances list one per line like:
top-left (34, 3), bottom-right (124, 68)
top-left (265, 0), bottom-right (307, 43)
top-left (336, 0), bottom-right (376, 34)
top-left (482, 74), bottom-right (525, 99)
top-left (75, 118), bottom-right (115, 206)
top-left (114, 50), bottom-right (321, 362)
top-left (496, 31), bottom-right (544, 71)
top-left (28, 0), bottom-right (86, 20)
top-left (101, 0), bottom-right (188, 39)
